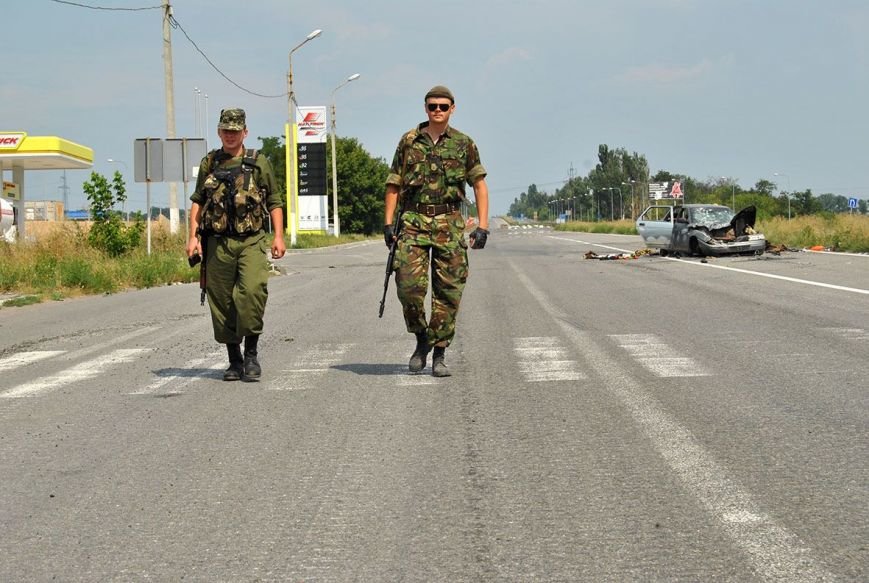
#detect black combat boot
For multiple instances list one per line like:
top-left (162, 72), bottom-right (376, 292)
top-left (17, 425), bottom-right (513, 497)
top-left (224, 343), bottom-right (244, 381)
top-left (408, 331), bottom-right (430, 373)
top-left (242, 334), bottom-right (261, 382)
top-left (431, 346), bottom-right (451, 377)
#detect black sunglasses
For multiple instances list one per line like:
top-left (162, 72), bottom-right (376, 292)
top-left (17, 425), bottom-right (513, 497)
top-left (427, 103), bottom-right (451, 112)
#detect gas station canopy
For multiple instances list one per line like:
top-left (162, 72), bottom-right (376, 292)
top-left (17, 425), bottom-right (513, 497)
top-left (1, 132), bottom-right (94, 240)
top-left (0, 132), bottom-right (93, 170)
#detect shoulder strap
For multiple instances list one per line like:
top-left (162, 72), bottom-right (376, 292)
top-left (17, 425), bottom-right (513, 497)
top-left (242, 148), bottom-right (258, 191)
top-left (202, 149), bottom-right (220, 175)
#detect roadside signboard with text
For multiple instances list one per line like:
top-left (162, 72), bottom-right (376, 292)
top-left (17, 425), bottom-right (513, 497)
top-left (296, 106), bottom-right (328, 232)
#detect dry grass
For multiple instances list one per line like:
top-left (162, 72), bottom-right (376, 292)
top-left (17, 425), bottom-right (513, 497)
top-left (758, 214), bottom-right (869, 252)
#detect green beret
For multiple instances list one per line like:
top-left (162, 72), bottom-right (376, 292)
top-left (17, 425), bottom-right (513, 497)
top-left (424, 85), bottom-right (455, 103)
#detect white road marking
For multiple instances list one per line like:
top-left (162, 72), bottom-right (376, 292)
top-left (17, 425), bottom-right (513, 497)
top-left (1, 349), bottom-right (150, 399)
top-left (513, 337), bottom-right (585, 382)
top-left (550, 235), bottom-right (869, 296)
top-left (511, 261), bottom-right (835, 582)
top-left (610, 334), bottom-right (710, 377)
top-left (823, 327), bottom-right (869, 341)
top-left (271, 343), bottom-right (354, 391)
top-left (129, 352), bottom-right (224, 395)
top-left (0, 351), bottom-right (65, 372)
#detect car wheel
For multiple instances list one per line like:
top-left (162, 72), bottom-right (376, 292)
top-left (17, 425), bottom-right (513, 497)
top-left (689, 238), bottom-right (705, 257)
top-left (660, 248), bottom-right (669, 257)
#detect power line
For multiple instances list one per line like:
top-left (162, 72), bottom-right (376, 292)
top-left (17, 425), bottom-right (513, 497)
top-left (49, 0), bottom-right (162, 10)
top-left (168, 15), bottom-right (286, 99)
top-left (49, 0), bottom-right (287, 100)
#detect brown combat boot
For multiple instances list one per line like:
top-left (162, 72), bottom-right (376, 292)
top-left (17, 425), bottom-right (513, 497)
top-left (431, 346), bottom-right (450, 377)
top-left (408, 331), bottom-right (430, 373)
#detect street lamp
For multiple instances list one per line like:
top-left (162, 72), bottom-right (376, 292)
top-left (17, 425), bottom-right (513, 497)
top-left (330, 73), bottom-right (360, 238)
top-left (720, 176), bottom-right (736, 211)
top-left (773, 172), bottom-right (791, 219)
top-left (622, 181), bottom-right (636, 219)
top-left (286, 28), bottom-right (323, 246)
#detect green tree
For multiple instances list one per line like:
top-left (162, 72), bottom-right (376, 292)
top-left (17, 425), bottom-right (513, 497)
top-left (754, 179), bottom-right (776, 197)
top-left (328, 136), bottom-right (390, 234)
top-left (817, 193), bottom-right (849, 213)
top-left (792, 189), bottom-right (821, 217)
top-left (82, 171), bottom-right (143, 256)
top-left (257, 135), bottom-right (286, 195)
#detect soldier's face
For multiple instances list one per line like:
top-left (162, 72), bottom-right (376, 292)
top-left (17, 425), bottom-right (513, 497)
top-left (425, 99), bottom-right (454, 123)
top-left (218, 128), bottom-right (247, 150)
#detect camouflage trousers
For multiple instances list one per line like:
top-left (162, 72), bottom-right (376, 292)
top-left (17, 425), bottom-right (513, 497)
top-left (394, 210), bottom-right (468, 348)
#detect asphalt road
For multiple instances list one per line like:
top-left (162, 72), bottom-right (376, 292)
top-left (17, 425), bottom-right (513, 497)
top-left (1, 221), bottom-right (866, 582)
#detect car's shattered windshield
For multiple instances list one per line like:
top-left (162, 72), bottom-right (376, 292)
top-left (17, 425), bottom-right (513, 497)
top-left (690, 207), bottom-right (734, 225)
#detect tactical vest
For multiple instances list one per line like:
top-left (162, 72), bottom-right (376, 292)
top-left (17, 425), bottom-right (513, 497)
top-left (200, 148), bottom-right (267, 235)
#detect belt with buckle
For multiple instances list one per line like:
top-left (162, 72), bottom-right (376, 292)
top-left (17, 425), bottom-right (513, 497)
top-left (411, 201), bottom-right (460, 216)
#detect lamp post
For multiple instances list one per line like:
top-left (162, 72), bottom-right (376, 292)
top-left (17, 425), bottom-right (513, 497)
top-left (773, 172), bottom-right (791, 219)
top-left (107, 158), bottom-right (130, 221)
top-left (330, 73), bottom-right (360, 238)
top-left (622, 181), bottom-right (636, 219)
top-left (286, 28), bottom-right (323, 246)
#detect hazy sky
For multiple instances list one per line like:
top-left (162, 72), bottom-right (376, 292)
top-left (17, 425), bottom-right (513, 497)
top-left (4, 0), bottom-right (867, 214)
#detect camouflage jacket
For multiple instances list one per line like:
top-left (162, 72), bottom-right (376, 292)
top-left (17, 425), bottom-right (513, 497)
top-left (191, 148), bottom-right (283, 235)
top-left (386, 123), bottom-right (486, 205)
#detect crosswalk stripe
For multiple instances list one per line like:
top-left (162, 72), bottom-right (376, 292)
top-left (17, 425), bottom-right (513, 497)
top-left (823, 327), bottom-right (869, 341)
top-left (271, 343), bottom-right (354, 391)
top-left (0, 351), bottom-right (66, 373)
top-left (513, 337), bottom-right (585, 382)
top-left (130, 352), bottom-right (224, 395)
top-left (610, 334), bottom-right (710, 377)
top-left (1, 348), bottom-right (150, 399)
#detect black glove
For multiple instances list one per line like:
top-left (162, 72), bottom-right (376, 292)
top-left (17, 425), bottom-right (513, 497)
top-left (384, 224), bottom-right (397, 247)
top-left (470, 227), bottom-right (489, 249)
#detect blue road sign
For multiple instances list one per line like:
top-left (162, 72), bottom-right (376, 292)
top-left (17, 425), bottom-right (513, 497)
top-left (848, 197), bottom-right (858, 209)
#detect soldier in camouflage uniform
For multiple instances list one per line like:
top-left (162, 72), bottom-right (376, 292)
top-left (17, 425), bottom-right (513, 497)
top-left (384, 86), bottom-right (490, 377)
top-left (186, 108), bottom-right (286, 382)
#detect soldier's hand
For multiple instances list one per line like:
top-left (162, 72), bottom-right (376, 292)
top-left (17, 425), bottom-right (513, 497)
top-left (186, 238), bottom-right (201, 259)
top-left (469, 227), bottom-right (489, 249)
top-left (271, 235), bottom-right (286, 259)
top-left (384, 224), bottom-right (397, 247)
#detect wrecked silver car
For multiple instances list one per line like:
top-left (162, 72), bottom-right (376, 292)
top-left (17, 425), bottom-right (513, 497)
top-left (636, 204), bottom-right (766, 256)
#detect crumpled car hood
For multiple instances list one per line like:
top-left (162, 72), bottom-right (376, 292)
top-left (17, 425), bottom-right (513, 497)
top-left (729, 205), bottom-right (757, 235)
top-left (689, 206), bottom-right (758, 240)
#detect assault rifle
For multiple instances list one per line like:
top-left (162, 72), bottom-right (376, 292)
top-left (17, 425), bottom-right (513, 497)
top-left (378, 200), bottom-right (403, 318)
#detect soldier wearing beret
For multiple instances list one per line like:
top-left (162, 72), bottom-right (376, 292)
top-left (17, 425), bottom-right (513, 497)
top-left (186, 108), bottom-right (286, 381)
top-left (384, 85), bottom-right (490, 377)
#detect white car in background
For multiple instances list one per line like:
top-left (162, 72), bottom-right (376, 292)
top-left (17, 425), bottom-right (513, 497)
top-left (636, 204), bottom-right (766, 257)
top-left (1, 197), bottom-right (16, 243)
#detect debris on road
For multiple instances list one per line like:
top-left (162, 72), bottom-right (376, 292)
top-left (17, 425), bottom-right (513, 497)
top-left (584, 249), bottom-right (656, 260)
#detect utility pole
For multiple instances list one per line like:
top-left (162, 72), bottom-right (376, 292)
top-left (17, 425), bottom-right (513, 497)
top-left (162, 0), bottom-right (179, 234)
top-left (58, 171), bottom-right (70, 218)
